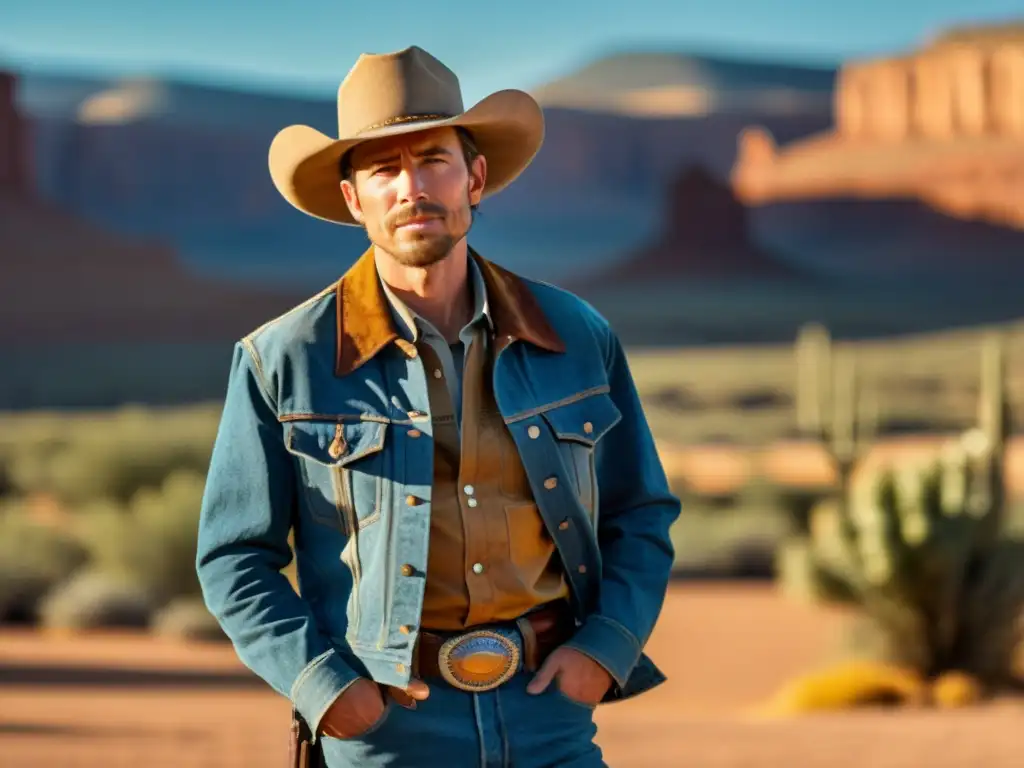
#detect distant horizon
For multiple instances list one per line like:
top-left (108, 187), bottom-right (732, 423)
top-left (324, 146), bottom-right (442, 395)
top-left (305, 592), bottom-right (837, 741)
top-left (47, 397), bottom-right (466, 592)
top-left (3, 38), bottom-right (847, 102)
top-left (4, 1), bottom-right (1023, 104)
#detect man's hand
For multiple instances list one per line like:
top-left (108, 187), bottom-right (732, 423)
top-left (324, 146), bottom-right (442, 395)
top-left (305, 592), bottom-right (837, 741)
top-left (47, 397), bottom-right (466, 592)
top-left (526, 647), bottom-right (613, 706)
top-left (319, 677), bottom-right (430, 739)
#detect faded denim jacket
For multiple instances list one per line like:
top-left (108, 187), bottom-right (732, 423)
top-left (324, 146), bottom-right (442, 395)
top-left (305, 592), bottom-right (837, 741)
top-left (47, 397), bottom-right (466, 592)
top-left (196, 246), bottom-right (682, 738)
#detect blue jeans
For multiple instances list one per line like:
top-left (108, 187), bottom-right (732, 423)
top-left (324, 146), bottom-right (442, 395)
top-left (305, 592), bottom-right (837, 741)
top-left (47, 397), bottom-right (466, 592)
top-left (320, 669), bottom-right (606, 767)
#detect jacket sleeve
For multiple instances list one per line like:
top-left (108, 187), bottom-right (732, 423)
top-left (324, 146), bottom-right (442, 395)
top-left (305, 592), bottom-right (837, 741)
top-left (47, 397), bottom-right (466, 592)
top-left (196, 341), bottom-right (359, 740)
top-left (562, 328), bottom-right (682, 689)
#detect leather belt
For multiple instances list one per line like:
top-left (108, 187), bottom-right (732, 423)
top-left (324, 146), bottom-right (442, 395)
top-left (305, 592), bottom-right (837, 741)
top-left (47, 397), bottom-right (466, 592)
top-left (414, 601), bottom-right (575, 692)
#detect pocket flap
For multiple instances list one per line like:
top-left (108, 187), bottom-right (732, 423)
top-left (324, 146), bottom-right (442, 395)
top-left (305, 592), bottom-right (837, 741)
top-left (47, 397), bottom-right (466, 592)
top-left (285, 419), bottom-right (387, 467)
top-left (540, 391), bottom-right (622, 447)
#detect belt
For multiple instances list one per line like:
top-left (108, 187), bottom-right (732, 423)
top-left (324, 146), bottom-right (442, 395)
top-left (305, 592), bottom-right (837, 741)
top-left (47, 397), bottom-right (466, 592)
top-left (413, 601), bottom-right (575, 692)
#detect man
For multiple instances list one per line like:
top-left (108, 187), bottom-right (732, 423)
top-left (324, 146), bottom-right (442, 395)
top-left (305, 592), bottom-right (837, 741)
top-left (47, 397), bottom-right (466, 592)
top-left (197, 45), bottom-right (680, 768)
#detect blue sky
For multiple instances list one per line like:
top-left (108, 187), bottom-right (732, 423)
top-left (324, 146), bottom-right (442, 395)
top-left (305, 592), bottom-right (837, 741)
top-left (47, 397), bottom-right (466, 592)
top-left (3, 0), bottom-right (1022, 103)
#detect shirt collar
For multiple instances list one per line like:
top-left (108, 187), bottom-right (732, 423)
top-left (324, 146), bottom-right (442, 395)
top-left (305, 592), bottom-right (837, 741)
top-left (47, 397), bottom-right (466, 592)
top-left (379, 254), bottom-right (493, 344)
top-left (333, 244), bottom-right (564, 377)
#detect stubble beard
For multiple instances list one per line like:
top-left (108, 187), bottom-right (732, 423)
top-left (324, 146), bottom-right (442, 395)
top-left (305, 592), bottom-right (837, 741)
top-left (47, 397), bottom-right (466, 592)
top-left (378, 191), bottom-right (475, 269)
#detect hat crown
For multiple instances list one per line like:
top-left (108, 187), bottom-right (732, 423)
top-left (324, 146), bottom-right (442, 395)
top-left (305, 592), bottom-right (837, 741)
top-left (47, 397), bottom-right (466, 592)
top-left (337, 46), bottom-right (465, 137)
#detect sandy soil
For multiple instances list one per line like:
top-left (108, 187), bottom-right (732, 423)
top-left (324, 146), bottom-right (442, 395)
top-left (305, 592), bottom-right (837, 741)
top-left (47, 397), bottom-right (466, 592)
top-left (2, 583), bottom-right (1023, 767)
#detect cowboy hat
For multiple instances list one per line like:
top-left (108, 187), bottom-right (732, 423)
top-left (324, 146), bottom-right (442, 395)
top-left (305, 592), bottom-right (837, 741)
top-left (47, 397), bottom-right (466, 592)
top-left (268, 45), bottom-right (545, 226)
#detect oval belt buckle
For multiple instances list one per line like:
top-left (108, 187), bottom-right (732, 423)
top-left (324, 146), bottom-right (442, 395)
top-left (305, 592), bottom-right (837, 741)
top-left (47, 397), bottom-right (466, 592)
top-left (438, 629), bottom-right (520, 692)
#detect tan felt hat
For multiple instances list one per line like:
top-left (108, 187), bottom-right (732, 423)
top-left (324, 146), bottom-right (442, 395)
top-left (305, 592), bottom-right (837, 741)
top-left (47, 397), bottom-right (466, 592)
top-left (268, 45), bottom-right (545, 226)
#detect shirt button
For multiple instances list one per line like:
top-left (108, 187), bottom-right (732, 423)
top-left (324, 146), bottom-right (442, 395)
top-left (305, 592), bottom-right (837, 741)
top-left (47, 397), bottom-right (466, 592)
top-left (433, 369), bottom-right (443, 379)
top-left (583, 421), bottom-right (594, 434)
top-left (467, 498), bottom-right (478, 508)
top-left (400, 564), bottom-right (415, 577)
top-left (577, 565), bottom-right (587, 574)
top-left (472, 563), bottom-right (485, 575)
top-left (464, 484), bottom-right (475, 495)
top-left (408, 429), bottom-right (421, 438)
top-left (544, 476), bottom-right (558, 490)
top-left (527, 425), bottom-right (540, 439)
top-left (558, 519), bottom-right (570, 530)
top-left (405, 495), bottom-right (421, 506)
top-left (396, 663), bottom-right (406, 673)
top-left (399, 625), bottom-right (412, 635)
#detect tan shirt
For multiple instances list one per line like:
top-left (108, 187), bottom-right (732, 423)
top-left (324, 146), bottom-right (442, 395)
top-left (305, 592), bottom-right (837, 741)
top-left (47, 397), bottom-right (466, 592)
top-left (380, 260), bottom-right (569, 630)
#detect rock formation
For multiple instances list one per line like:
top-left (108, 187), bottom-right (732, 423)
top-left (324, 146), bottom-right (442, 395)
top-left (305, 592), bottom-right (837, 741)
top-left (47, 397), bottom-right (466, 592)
top-left (568, 165), bottom-right (796, 289)
top-left (0, 71), bottom-right (32, 197)
top-left (731, 23), bottom-right (1024, 229)
top-left (0, 194), bottom-right (307, 344)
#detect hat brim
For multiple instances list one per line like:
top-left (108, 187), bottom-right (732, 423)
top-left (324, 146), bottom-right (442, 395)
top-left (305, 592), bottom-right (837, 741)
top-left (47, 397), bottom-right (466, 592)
top-left (268, 89), bottom-right (544, 226)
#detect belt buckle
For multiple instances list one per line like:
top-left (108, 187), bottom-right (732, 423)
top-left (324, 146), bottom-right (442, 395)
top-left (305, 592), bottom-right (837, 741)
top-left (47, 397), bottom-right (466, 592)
top-left (437, 629), bottom-right (520, 692)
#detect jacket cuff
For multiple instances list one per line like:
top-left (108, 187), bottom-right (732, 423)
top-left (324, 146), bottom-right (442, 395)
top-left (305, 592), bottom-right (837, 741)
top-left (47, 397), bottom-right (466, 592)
top-left (290, 648), bottom-right (361, 743)
top-left (563, 614), bottom-right (642, 689)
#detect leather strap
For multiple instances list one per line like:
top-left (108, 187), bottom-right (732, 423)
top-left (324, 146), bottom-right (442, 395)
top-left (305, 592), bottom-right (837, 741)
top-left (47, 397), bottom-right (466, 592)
top-left (415, 601), bottom-right (574, 680)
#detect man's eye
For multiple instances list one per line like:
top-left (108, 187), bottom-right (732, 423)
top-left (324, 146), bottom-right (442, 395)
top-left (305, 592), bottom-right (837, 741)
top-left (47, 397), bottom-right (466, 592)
top-left (373, 165), bottom-right (398, 175)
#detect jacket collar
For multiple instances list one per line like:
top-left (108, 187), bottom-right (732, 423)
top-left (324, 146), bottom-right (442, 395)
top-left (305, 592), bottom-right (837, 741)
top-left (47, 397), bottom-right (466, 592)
top-left (335, 244), bottom-right (565, 377)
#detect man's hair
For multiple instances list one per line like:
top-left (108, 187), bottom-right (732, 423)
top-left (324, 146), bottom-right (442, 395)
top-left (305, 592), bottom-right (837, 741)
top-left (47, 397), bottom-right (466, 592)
top-left (339, 126), bottom-right (481, 214)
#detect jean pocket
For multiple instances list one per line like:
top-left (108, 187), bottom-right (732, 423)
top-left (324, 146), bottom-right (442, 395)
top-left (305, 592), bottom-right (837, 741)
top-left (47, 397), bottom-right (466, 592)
top-left (331, 698), bottom-right (395, 742)
top-left (552, 683), bottom-right (598, 712)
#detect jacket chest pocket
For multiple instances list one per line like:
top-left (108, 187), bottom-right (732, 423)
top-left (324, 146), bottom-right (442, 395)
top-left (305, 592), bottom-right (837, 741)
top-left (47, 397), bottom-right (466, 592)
top-left (285, 419), bottom-right (390, 535)
top-left (539, 391), bottom-right (622, 526)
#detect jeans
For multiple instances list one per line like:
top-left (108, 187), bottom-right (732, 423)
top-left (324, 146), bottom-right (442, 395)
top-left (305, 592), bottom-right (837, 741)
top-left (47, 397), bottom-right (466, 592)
top-left (320, 669), bottom-right (606, 767)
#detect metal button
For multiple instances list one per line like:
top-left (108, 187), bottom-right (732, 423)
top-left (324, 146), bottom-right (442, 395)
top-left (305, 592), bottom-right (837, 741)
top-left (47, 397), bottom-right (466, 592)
top-left (583, 421), bottom-right (594, 434)
top-left (558, 519), bottom-right (570, 530)
top-left (433, 369), bottom-right (443, 379)
top-left (467, 498), bottom-right (478, 508)
top-left (399, 625), bottom-right (412, 635)
top-left (543, 476), bottom-right (558, 490)
top-left (472, 563), bottom-right (485, 575)
top-left (408, 429), bottom-right (421, 439)
top-left (577, 565), bottom-right (587, 574)
top-left (396, 663), bottom-right (406, 673)
top-left (464, 484), bottom-right (475, 495)
top-left (405, 495), bottom-right (421, 506)
top-left (400, 564), bottom-right (414, 577)
top-left (527, 425), bottom-right (540, 439)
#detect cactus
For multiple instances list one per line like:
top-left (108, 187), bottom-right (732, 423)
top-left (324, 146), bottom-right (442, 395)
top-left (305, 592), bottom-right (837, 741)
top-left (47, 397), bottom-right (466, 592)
top-left (770, 329), bottom-right (1023, 711)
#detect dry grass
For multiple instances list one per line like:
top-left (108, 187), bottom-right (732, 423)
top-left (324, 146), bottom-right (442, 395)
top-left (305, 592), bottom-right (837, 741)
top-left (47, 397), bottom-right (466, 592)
top-left (629, 319), bottom-right (1024, 447)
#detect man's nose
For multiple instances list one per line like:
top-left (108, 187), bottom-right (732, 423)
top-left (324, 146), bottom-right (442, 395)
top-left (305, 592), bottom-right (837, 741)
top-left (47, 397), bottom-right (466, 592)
top-left (396, 163), bottom-right (427, 201)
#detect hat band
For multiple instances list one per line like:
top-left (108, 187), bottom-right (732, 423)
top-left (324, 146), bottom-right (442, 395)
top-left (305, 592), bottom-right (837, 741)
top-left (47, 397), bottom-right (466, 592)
top-left (355, 112), bottom-right (454, 135)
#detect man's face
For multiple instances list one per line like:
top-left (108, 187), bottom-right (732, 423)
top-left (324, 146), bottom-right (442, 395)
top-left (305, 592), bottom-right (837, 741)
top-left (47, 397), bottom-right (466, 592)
top-left (340, 127), bottom-right (486, 268)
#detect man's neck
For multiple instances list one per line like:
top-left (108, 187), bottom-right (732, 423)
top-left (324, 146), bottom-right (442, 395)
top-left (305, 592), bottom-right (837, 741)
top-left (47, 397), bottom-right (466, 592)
top-left (375, 240), bottom-right (473, 342)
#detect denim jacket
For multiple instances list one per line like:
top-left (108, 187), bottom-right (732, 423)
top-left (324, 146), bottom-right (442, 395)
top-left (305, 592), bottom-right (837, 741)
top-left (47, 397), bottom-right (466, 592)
top-left (196, 246), bottom-right (682, 737)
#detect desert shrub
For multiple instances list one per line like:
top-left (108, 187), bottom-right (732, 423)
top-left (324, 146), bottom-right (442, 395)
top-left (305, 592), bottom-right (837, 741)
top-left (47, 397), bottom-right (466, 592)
top-left (152, 597), bottom-right (227, 642)
top-left (3, 404), bottom-right (219, 505)
top-left (39, 568), bottom-right (153, 631)
top-left (794, 438), bottom-right (1024, 688)
top-left (0, 504), bottom-right (90, 623)
top-left (76, 469), bottom-right (205, 605)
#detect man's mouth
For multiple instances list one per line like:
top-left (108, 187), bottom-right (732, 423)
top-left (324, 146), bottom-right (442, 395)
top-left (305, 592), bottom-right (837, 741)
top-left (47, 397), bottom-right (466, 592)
top-left (398, 216), bottom-right (440, 229)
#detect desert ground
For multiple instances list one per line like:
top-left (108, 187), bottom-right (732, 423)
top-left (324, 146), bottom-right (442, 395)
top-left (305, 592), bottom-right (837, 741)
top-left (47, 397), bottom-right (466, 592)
top-left (2, 583), bottom-right (1022, 768)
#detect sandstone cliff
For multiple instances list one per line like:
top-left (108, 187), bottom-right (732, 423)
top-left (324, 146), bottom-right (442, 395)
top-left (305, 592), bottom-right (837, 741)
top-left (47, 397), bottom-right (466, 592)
top-left (731, 23), bottom-right (1024, 229)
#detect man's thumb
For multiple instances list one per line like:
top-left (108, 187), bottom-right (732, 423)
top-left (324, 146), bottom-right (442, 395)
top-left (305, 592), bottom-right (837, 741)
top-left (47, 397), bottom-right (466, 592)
top-left (405, 677), bottom-right (431, 700)
top-left (526, 656), bottom-right (558, 695)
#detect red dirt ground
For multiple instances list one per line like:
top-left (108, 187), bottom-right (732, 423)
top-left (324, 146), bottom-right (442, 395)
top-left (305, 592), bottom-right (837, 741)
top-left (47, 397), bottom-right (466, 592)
top-left (1, 583), bottom-right (1022, 767)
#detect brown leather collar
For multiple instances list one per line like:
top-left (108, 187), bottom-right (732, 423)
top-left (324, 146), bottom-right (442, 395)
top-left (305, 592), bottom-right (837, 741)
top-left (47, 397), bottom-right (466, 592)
top-left (335, 244), bottom-right (565, 377)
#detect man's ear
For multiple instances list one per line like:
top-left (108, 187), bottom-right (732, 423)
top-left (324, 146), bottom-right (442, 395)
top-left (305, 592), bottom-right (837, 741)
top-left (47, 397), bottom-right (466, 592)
top-left (468, 155), bottom-right (487, 207)
top-left (340, 179), bottom-right (365, 224)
